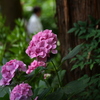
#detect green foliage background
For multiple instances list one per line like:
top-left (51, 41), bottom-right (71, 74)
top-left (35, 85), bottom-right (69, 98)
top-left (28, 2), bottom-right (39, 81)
top-left (21, 0), bottom-right (58, 34)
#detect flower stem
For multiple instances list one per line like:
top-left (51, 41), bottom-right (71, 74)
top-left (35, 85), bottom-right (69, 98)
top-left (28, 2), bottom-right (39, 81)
top-left (51, 60), bottom-right (61, 87)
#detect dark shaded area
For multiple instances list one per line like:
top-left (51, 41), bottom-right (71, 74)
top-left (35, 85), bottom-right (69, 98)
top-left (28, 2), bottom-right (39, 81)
top-left (56, 0), bottom-right (100, 83)
top-left (0, 0), bottom-right (22, 30)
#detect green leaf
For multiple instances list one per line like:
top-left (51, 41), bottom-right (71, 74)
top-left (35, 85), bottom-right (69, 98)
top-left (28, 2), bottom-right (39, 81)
top-left (89, 15), bottom-right (96, 23)
top-left (51, 70), bottom-right (66, 87)
top-left (0, 66), bottom-right (2, 79)
top-left (78, 30), bottom-right (86, 36)
top-left (73, 23), bottom-right (79, 28)
top-left (0, 93), bottom-right (9, 100)
top-left (75, 29), bottom-right (80, 36)
top-left (78, 21), bottom-right (87, 27)
top-left (90, 62), bottom-right (95, 70)
top-left (96, 19), bottom-right (100, 25)
top-left (71, 65), bottom-right (78, 71)
top-left (61, 44), bottom-right (83, 63)
top-left (70, 57), bottom-right (77, 63)
top-left (38, 88), bottom-right (52, 100)
top-left (63, 78), bottom-right (89, 94)
top-left (46, 88), bottom-right (64, 100)
top-left (0, 87), bottom-right (9, 97)
top-left (38, 80), bottom-right (47, 88)
top-left (32, 88), bottom-right (40, 98)
top-left (59, 70), bottom-right (66, 81)
top-left (67, 28), bottom-right (76, 33)
top-left (2, 58), bottom-right (8, 65)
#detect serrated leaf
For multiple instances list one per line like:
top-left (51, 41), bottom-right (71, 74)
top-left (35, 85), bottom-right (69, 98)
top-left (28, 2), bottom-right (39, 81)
top-left (61, 44), bottom-right (83, 63)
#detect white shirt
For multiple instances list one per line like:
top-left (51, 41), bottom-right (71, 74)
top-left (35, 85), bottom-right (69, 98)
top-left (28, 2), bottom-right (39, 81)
top-left (27, 14), bottom-right (43, 34)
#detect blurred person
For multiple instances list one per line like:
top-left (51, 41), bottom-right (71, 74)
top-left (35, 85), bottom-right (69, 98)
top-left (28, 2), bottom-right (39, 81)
top-left (27, 6), bottom-right (43, 34)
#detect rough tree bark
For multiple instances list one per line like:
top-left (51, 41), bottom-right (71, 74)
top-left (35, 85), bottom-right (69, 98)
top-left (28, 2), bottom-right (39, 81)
top-left (56, 0), bottom-right (100, 83)
top-left (0, 0), bottom-right (22, 30)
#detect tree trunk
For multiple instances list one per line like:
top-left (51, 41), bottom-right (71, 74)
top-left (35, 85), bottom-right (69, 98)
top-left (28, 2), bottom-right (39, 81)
top-left (56, 0), bottom-right (100, 83)
top-left (0, 0), bottom-right (22, 30)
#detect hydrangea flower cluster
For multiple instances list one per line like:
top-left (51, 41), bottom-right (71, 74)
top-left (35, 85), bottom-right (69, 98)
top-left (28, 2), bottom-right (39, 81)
top-left (0, 30), bottom-right (58, 100)
top-left (10, 83), bottom-right (33, 100)
top-left (26, 29), bottom-right (57, 62)
top-left (0, 59), bottom-right (26, 86)
top-left (26, 60), bottom-right (46, 74)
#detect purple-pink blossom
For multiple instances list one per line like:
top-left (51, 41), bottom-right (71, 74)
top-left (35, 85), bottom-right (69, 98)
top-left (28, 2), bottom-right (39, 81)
top-left (26, 60), bottom-right (46, 74)
top-left (0, 59), bottom-right (26, 86)
top-left (26, 29), bottom-right (57, 62)
top-left (10, 83), bottom-right (33, 100)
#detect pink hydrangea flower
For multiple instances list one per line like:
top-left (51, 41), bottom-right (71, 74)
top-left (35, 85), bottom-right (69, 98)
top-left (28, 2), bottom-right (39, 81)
top-left (26, 29), bottom-right (57, 62)
top-left (10, 83), bottom-right (33, 100)
top-left (26, 60), bottom-right (46, 74)
top-left (0, 59), bottom-right (26, 86)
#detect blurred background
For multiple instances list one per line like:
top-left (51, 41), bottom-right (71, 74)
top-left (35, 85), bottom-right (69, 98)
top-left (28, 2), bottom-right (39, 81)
top-left (0, 0), bottom-right (57, 32)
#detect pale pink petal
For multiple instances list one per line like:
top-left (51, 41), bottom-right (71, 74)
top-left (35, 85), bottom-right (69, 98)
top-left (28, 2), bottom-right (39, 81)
top-left (51, 50), bottom-right (58, 54)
